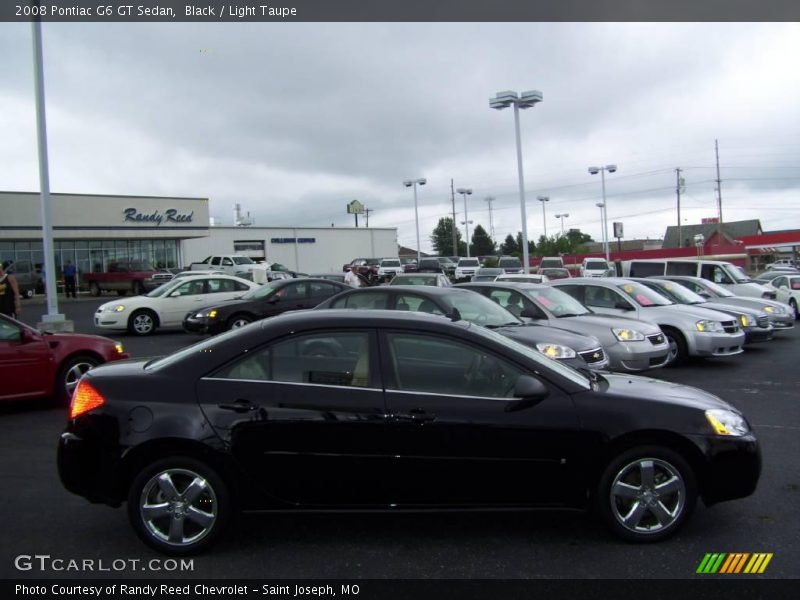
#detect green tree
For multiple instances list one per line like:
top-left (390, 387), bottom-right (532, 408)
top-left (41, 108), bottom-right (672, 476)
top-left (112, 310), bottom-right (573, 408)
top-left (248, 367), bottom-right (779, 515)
top-left (430, 217), bottom-right (463, 256)
top-left (470, 224), bottom-right (496, 257)
top-left (516, 232), bottom-right (536, 255)
top-left (500, 234), bottom-right (518, 256)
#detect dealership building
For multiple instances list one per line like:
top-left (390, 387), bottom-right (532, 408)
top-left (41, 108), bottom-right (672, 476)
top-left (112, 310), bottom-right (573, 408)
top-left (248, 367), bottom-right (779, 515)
top-left (0, 191), bottom-right (398, 279)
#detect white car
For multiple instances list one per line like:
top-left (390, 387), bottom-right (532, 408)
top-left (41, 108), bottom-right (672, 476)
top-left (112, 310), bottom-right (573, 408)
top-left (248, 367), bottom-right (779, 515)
top-left (495, 273), bottom-right (550, 284)
top-left (455, 257), bottom-right (481, 281)
top-left (378, 258), bottom-right (403, 281)
top-left (94, 274), bottom-right (260, 336)
top-left (768, 274), bottom-right (800, 318)
top-left (581, 257), bottom-right (611, 277)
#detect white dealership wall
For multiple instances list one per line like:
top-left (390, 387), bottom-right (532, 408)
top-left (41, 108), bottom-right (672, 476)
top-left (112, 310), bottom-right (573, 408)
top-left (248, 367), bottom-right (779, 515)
top-left (186, 226), bottom-right (399, 274)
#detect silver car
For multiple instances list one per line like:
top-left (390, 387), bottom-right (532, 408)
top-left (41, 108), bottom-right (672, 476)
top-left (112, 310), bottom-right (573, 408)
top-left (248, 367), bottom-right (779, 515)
top-left (457, 281), bottom-right (669, 372)
top-left (550, 277), bottom-right (745, 365)
top-left (659, 276), bottom-right (794, 332)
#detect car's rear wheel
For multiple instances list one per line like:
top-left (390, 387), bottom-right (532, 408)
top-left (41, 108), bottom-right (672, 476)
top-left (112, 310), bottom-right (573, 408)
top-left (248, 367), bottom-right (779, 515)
top-left (596, 445), bottom-right (696, 542)
top-left (128, 309), bottom-right (157, 335)
top-left (128, 457), bottom-right (230, 555)
top-left (57, 354), bottom-right (100, 403)
top-left (790, 299), bottom-right (798, 320)
top-left (227, 314), bottom-right (252, 330)
top-left (662, 327), bottom-right (688, 366)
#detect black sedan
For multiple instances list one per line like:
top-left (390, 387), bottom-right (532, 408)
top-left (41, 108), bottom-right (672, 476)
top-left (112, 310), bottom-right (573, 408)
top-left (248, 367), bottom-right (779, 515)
top-left (58, 310), bottom-right (760, 555)
top-left (316, 286), bottom-right (610, 371)
top-left (183, 278), bottom-right (349, 334)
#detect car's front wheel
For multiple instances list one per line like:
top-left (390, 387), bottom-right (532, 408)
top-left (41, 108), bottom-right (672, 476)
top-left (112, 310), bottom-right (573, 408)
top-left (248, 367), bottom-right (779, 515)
top-left (790, 298), bottom-right (798, 320)
top-left (662, 327), bottom-right (688, 366)
top-left (128, 457), bottom-right (230, 555)
top-left (227, 314), bottom-right (252, 330)
top-left (128, 309), bottom-right (157, 336)
top-left (57, 354), bottom-right (100, 403)
top-left (596, 445), bottom-right (697, 542)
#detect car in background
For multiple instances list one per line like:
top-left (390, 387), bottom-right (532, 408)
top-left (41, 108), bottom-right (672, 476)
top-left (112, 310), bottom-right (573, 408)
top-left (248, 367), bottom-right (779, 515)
top-left (454, 257), bottom-right (481, 282)
top-left (656, 276), bottom-right (794, 331)
top-left (309, 273), bottom-right (347, 283)
top-left (377, 258), bottom-right (403, 282)
top-left (1, 313), bottom-right (128, 403)
top-left (538, 256), bottom-right (564, 271)
top-left (765, 260), bottom-right (796, 270)
top-left (498, 256), bottom-right (524, 274)
top-left (753, 269), bottom-right (799, 284)
top-left (767, 274), bottom-right (800, 319)
top-left (399, 257), bottom-right (418, 273)
top-left (458, 281), bottom-right (669, 372)
top-left (581, 258), bottom-right (610, 277)
top-left (416, 257), bottom-right (446, 274)
top-left (496, 273), bottom-right (550, 284)
top-left (388, 273), bottom-right (452, 287)
top-left (551, 277), bottom-right (745, 365)
top-left (471, 267), bottom-right (504, 282)
top-left (95, 274), bottom-right (259, 336)
top-left (540, 268), bottom-right (572, 280)
top-left (343, 258), bottom-right (381, 283)
top-left (317, 286), bottom-right (609, 371)
top-left (3, 259), bottom-right (39, 299)
top-left (59, 309), bottom-right (761, 553)
top-left (435, 257), bottom-right (458, 278)
top-left (184, 277), bottom-right (350, 335)
top-left (172, 270), bottom-right (226, 279)
top-left (636, 278), bottom-right (773, 344)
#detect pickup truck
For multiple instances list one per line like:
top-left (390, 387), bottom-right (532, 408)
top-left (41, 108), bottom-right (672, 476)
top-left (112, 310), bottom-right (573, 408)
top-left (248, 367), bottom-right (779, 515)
top-left (343, 258), bottom-right (381, 283)
top-left (190, 255), bottom-right (269, 283)
top-left (83, 261), bottom-right (173, 296)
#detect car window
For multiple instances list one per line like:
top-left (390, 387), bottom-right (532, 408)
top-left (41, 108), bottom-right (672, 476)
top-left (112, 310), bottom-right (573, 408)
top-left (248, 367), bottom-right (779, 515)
top-left (233, 280), bottom-right (251, 291)
top-left (174, 280), bottom-right (206, 296)
top-left (282, 282), bottom-right (308, 300)
top-left (0, 319), bottom-right (22, 342)
top-left (207, 278), bottom-right (238, 293)
top-left (310, 282), bottom-right (340, 297)
top-left (341, 292), bottom-right (390, 309)
top-left (791, 278), bottom-right (800, 290)
top-left (617, 282), bottom-right (672, 307)
top-left (486, 289), bottom-right (524, 318)
top-left (394, 294), bottom-right (445, 315)
top-left (386, 333), bottom-right (524, 399)
top-left (214, 331), bottom-right (373, 387)
top-left (222, 258), bottom-right (233, 266)
top-left (772, 276), bottom-right (786, 288)
top-left (210, 257), bottom-right (221, 266)
top-left (701, 264), bottom-right (732, 284)
top-left (584, 286), bottom-right (621, 309)
top-left (523, 287), bottom-right (590, 317)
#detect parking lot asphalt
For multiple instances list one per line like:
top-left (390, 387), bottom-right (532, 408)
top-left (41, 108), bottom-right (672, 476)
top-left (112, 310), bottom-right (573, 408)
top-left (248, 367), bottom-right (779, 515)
top-left (2, 294), bottom-right (799, 579)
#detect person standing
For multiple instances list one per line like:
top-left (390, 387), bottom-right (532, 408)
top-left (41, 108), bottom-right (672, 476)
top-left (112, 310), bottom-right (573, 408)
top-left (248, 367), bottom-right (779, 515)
top-left (0, 261), bottom-right (22, 318)
top-left (344, 266), bottom-right (361, 288)
top-left (63, 260), bottom-right (77, 298)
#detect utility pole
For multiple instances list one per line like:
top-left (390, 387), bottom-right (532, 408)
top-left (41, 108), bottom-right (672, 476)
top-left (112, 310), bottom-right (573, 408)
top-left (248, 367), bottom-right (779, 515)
top-left (484, 196), bottom-right (495, 240)
top-left (715, 139), bottom-right (723, 246)
top-left (675, 167), bottom-right (684, 247)
top-left (364, 208), bottom-right (372, 228)
top-left (450, 179), bottom-right (458, 256)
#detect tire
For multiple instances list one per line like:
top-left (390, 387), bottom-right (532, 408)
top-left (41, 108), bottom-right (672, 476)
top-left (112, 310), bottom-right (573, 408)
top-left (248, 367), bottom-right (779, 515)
top-left (127, 457), bottom-right (230, 556)
top-left (128, 309), bottom-right (158, 336)
top-left (662, 327), bottom-right (688, 366)
top-left (595, 445), bottom-right (697, 543)
top-left (90, 282), bottom-right (101, 297)
top-left (227, 314), bottom-right (252, 330)
top-left (57, 354), bottom-right (100, 404)
top-left (790, 299), bottom-right (798, 320)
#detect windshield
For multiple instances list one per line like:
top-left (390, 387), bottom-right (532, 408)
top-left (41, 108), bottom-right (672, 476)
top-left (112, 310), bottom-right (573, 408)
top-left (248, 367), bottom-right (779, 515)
top-left (585, 260), bottom-right (609, 270)
top-left (499, 258), bottom-right (522, 268)
top-left (695, 279), bottom-right (734, 297)
top-left (539, 259), bottom-right (562, 269)
top-left (440, 291), bottom-right (521, 327)
top-left (729, 265), bottom-right (751, 283)
top-left (467, 324), bottom-right (591, 390)
top-left (366, 258), bottom-right (381, 266)
top-left (617, 282), bottom-right (673, 307)
top-left (458, 258), bottom-right (480, 267)
top-left (522, 287), bottom-right (591, 317)
top-left (241, 281), bottom-right (280, 300)
top-left (650, 281), bottom-right (706, 304)
top-left (390, 275), bottom-right (437, 285)
top-left (381, 259), bottom-right (401, 267)
top-left (232, 257), bottom-right (254, 265)
top-left (145, 280), bottom-right (180, 298)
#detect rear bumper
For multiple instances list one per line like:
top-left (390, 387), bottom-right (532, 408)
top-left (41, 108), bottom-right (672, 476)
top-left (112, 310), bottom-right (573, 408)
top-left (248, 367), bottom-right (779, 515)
top-left (58, 431), bottom-right (124, 506)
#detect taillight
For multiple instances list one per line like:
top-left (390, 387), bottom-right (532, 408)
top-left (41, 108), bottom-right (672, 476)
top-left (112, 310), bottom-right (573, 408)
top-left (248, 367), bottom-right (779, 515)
top-left (70, 380), bottom-right (106, 419)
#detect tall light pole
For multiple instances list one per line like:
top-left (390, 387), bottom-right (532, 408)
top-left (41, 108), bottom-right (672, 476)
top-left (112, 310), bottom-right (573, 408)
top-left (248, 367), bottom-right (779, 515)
top-left (491, 89), bottom-right (543, 274)
top-left (588, 164), bottom-right (617, 260)
top-left (555, 213), bottom-right (569, 235)
top-left (456, 187), bottom-right (473, 257)
top-left (596, 202), bottom-right (607, 258)
top-left (537, 196), bottom-right (550, 239)
top-left (484, 196), bottom-right (496, 240)
top-left (403, 178), bottom-right (426, 262)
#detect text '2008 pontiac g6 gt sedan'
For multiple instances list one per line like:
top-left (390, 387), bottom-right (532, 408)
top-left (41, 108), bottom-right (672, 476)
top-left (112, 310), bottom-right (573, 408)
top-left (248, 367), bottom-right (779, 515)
top-left (59, 310), bottom-right (760, 555)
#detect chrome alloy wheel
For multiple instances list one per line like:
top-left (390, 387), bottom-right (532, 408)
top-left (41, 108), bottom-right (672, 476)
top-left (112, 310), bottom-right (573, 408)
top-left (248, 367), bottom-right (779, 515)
top-left (609, 458), bottom-right (686, 535)
top-left (230, 317), bottom-right (251, 329)
top-left (63, 360), bottom-right (96, 398)
top-left (131, 312), bottom-right (155, 335)
top-left (139, 468), bottom-right (218, 548)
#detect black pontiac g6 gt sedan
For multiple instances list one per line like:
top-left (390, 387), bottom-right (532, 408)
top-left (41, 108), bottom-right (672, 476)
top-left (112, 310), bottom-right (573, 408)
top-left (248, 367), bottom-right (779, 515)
top-left (59, 310), bottom-right (760, 555)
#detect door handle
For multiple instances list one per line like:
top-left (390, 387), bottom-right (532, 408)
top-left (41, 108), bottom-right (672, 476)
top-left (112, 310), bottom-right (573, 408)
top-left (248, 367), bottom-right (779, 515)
top-left (217, 399), bottom-right (258, 413)
top-left (396, 409), bottom-right (435, 424)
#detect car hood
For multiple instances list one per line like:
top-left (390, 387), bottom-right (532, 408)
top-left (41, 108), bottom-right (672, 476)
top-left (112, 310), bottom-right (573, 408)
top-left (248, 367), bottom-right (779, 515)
top-left (601, 372), bottom-right (735, 413)
top-left (557, 313), bottom-right (661, 335)
top-left (42, 331), bottom-right (118, 346)
top-left (712, 296), bottom-right (790, 313)
top-left (498, 324), bottom-right (602, 351)
top-left (650, 303), bottom-right (740, 322)
top-left (700, 301), bottom-right (762, 318)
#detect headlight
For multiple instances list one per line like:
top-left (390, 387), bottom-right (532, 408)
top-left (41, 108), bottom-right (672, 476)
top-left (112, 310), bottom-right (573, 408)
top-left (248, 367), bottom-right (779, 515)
top-left (705, 409), bottom-right (749, 436)
top-left (535, 343), bottom-right (577, 359)
top-left (102, 304), bottom-right (125, 313)
top-left (739, 314), bottom-right (754, 327)
top-left (612, 328), bottom-right (645, 341)
top-left (696, 319), bottom-right (723, 333)
top-left (114, 305), bottom-right (125, 312)
top-left (764, 305), bottom-right (785, 315)
top-left (208, 309), bottom-right (218, 319)
top-left (114, 342), bottom-right (125, 355)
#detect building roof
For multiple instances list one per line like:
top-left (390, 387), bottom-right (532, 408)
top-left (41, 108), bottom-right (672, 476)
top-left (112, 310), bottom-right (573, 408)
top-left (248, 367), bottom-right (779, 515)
top-left (663, 219), bottom-right (762, 248)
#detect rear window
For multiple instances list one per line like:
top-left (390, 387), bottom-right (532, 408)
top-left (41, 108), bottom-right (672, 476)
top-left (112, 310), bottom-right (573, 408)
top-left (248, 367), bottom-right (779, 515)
top-left (499, 258), bottom-right (522, 268)
top-left (458, 258), bottom-right (480, 267)
top-left (628, 261), bottom-right (665, 277)
top-left (665, 262), bottom-right (698, 276)
top-left (539, 258), bottom-right (563, 269)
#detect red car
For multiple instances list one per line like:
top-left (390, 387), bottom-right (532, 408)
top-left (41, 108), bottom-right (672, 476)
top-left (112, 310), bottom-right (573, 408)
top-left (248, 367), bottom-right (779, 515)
top-left (0, 314), bottom-right (129, 403)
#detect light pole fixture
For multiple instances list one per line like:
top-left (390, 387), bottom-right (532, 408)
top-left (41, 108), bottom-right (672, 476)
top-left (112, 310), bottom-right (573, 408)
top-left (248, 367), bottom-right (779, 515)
top-left (595, 201), bottom-right (607, 259)
top-left (456, 187), bottom-right (473, 256)
top-left (555, 213), bottom-right (569, 235)
top-left (490, 89), bottom-right (543, 273)
top-left (537, 196), bottom-right (550, 238)
top-left (588, 164), bottom-right (617, 260)
top-left (403, 177), bottom-right (426, 262)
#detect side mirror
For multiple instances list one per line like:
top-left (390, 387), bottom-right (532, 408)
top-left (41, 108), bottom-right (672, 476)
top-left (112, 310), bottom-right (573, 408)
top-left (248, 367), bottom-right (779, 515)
top-left (506, 375), bottom-right (549, 412)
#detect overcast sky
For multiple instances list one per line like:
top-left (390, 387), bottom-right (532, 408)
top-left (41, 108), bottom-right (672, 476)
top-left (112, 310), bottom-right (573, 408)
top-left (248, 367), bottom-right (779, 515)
top-left (2, 21), bottom-right (799, 252)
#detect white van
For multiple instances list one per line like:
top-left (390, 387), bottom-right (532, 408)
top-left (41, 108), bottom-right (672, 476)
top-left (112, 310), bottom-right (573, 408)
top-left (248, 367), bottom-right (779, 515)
top-left (621, 259), bottom-right (776, 299)
top-left (581, 257), bottom-right (610, 277)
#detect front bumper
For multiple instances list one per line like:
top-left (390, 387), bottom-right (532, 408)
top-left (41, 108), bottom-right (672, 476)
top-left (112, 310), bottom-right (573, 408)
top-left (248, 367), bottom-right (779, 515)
top-left (743, 325), bottom-right (774, 344)
top-left (768, 313), bottom-right (795, 330)
top-left (691, 331), bottom-right (745, 357)
top-left (607, 338), bottom-right (671, 372)
top-left (183, 313), bottom-right (213, 334)
top-left (688, 433), bottom-right (761, 506)
top-left (93, 311), bottom-right (127, 330)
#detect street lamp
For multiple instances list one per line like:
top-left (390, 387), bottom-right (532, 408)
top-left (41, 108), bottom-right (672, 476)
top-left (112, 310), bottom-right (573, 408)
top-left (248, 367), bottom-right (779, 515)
top-left (596, 202), bottom-right (607, 258)
top-left (555, 213), bottom-right (569, 235)
top-left (588, 164), bottom-right (617, 260)
top-left (491, 89), bottom-right (543, 273)
top-left (403, 178), bottom-right (426, 262)
top-left (456, 187), bottom-right (473, 257)
top-left (537, 196), bottom-right (550, 238)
